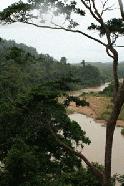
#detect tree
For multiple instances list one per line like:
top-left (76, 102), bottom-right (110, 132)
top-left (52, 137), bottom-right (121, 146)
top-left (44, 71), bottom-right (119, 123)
top-left (81, 60), bottom-right (85, 68)
top-left (118, 0), bottom-right (124, 20)
top-left (0, 0), bottom-right (124, 185)
top-left (60, 57), bottom-right (67, 64)
top-left (0, 86), bottom-right (103, 186)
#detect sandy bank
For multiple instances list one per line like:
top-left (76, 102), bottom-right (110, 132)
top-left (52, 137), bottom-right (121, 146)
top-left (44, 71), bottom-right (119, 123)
top-left (68, 101), bottom-right (124, 127)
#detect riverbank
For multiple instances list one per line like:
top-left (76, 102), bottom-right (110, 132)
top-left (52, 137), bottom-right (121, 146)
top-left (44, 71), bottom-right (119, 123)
top-left (69, 113), bottom-right (124, 181)
top-left (67, 96), bottom-right (124, 127)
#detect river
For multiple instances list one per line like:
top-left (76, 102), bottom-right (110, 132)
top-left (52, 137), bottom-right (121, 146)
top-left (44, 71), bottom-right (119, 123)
top-left (69, 114), bottom-right (124, 176)
top-left (68, 82), bottom-right (110, 96)
top-left (68, 81), bottom-right (124, 185)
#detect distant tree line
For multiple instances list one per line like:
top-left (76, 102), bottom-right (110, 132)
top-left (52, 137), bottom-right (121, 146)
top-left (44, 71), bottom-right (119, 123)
top-left (85, 62), bottom-right (124, 82)
top-left (0, 38), bottom-right (102, 115)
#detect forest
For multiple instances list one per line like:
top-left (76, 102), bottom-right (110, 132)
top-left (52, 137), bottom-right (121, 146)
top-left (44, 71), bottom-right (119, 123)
top-left (0, 38), bottom-right (102, 115)
top-left (75, 62), bottom-right (124, 82)
top-left (0, 38), bottom-right (104, 186)
top-left (0, 0), bottom-right (124, 186)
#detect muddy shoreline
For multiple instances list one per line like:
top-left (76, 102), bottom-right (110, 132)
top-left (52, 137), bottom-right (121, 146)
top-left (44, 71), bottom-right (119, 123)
top-left (68, 103), bottom-right (124, 127)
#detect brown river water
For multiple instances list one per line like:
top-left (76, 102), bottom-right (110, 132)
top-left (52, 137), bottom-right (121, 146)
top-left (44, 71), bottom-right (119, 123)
top-left (69, 113), bottom-right (124, 185)
top-left (68, 81), bottom-right (124, 185)
top-left (68, 82), bottom-right (110, 96)
top-left (69, 113), bottom-right (124, 175)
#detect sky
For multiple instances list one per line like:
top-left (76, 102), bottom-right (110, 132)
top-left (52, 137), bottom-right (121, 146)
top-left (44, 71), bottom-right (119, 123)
top-left (0, 0), bottom-right (124, 63)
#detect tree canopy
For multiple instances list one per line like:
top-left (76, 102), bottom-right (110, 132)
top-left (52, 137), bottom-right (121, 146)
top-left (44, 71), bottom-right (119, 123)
top-left (0, 37), bottom-right (102, 114)
top-left (0, 79), bottom-right (105, 186)
top-left (0, 0), bottom-right (124, 186)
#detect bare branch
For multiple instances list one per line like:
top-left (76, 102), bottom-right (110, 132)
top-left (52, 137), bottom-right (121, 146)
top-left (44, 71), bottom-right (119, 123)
top-left (101, 4), bottom-right (115, 16)
top-left (82, 0), bottom-right (119, 94)
top-left (111, 34), bottom-right (118, 45)
top-left (81, 0), bottom-right (112, 46)
top-left (91, 0), bottom-right (102, 20)
top-left (81, 0), bottom-right (100, 22)
top-left (84, 0), bottom-right (120, 93)
top-left (114, 45), bottom-right (124, 47)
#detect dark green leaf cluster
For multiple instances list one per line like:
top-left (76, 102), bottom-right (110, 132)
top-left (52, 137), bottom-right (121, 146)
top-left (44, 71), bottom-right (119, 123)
top-left (59, 163), bottom-right (104, 186)
top-left (121, 128), bottom-right (124, 136)
top-left (64, 96), bottom-right (89, 107)
top-left (88, 19), bottom-right (124, 36)
top-left (117, 175), bottom-right (124, 185)
top-left (72, 64), bottom-right (102, 87)
top-left (0, 86), bottom-right (92, 186)
top-left (0, 1), bottom-right (32, 23)
top-left (86, 62), bottom-right (124, 82)
top-left (0, 0), bottom-right (84, 29)
top-left (99, 83), bottom-right (114, 97)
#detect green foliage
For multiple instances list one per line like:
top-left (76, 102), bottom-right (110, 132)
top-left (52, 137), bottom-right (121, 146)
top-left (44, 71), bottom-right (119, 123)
top-left (57, 165), bottom-right (103, 186)
top-left (71, 64), bottom-right (102, 87)
top-left (88, 19), bottom-right (124, 36)
top-left (86, 62), bottom-right (114, 82)
top-left (60, 57), bottom-right (67, 64)
top-left (0, 140), bottom-right (40, 186)
top-left (0, 38), bottom-right (103, 185)
top-left (0, 1), bottom-right (32, 23)
top-left (0, 85), bottom-right (97, 185)
top-left (0, 38), bottom-right (102, 116)
top-left (1, 0), bottom-right (124, 185)
top-left (1, 0), bottom-right (124, 39)
top-left (81, 62), bottom-right (124, 83)
top-left (121, 128), bottom-right (124, 136)
top-left (119, 105), bottom-right (124, 120)
top-left (64, 96), bottom-right (89, 107)
top-left (0, 0), bottom-right (85, 29)
top-left (117, 175), bottom-right (124, 186)
top-left (99, 83), bottom-right (113, 97)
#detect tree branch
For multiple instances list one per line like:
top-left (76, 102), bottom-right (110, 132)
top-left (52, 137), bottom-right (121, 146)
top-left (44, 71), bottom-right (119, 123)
top-left (106, 47), bottom-right (114, 58)
top-left (81, 0), bottom-right (112, 51)
top-left (82, 0), bottom-right (119, 93)
top-left (22, 21), bottom-right (107, 47)
top-left (48, 121), bottom-right (104, 182)
top-left (81, 0), bottom-right (100, 22)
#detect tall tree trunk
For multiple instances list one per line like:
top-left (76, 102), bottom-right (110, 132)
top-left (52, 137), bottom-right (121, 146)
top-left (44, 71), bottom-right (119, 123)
top-left (113, 60), bottom-right (119, 97)
top-left (104, 120), bottom-right (116, 186)
top-left (118, 0), bottom-right (124, 20)
top-left (103, 81), bottom-right (124, 186)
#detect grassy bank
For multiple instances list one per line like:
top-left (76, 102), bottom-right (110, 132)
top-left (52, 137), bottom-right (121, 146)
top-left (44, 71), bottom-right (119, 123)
top-left (67, 95), bottom-right (124, 122)
top-left (121, 128), bottom-right (124, 136)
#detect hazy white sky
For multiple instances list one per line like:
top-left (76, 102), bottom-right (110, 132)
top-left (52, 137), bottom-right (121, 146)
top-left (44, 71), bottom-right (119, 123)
top-left (0, 0), bottom-right (124, 63)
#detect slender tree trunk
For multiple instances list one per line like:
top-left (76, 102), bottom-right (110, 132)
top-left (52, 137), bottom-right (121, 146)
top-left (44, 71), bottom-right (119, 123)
top-left (113, 61), bottom-right (119, 96)
top-left (104, 121), bottom-right (116, 186)
top-left (118, 0), bottom-right (124, 20)
top-left (103, 81), bottom-right (124, 186)
top-left (107, 3), bottom-right (124, 179)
